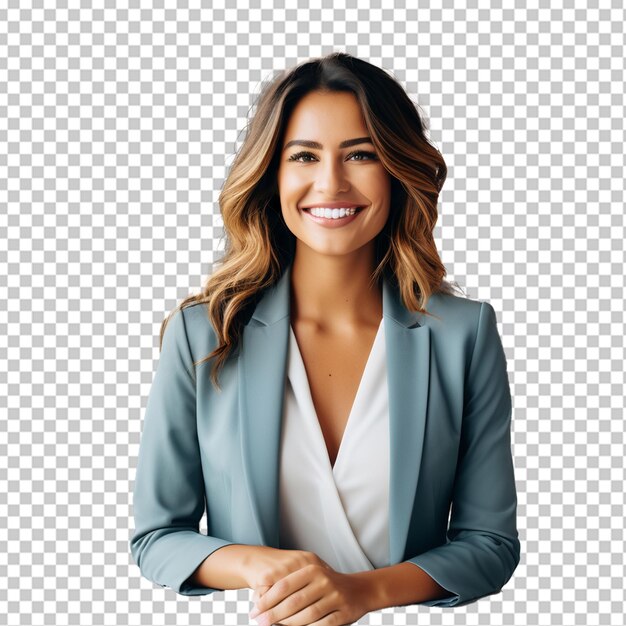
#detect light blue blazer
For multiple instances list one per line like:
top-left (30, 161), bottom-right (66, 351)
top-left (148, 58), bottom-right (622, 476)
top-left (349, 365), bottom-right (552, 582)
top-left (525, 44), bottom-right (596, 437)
top-left (130, 262), bottom-right (520, 607)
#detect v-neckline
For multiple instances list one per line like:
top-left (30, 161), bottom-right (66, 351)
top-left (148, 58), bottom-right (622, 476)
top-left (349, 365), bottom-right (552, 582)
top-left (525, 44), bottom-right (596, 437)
top-left (288, 318), bottom-right (384, 472)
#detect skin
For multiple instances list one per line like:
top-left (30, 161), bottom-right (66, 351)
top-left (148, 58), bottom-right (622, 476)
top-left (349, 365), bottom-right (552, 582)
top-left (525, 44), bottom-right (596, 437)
top-left (247, 91), bottom-right (393, 625)
top-left (277, 89), bottom-right (391, 332)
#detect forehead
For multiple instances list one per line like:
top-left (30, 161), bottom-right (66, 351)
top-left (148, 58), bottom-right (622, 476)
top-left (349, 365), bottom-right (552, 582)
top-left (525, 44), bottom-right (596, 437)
top-left (283, 91), bottom-right (368, 139)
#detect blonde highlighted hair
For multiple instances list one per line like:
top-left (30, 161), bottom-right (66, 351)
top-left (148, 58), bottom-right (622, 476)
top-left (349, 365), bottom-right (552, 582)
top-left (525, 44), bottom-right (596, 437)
top-left (160, 52), bottom-right (464, 391)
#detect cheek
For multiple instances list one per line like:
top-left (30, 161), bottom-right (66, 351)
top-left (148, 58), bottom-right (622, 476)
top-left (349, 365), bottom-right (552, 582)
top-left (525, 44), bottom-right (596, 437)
top-left (372, 168), bottom-right (391, 196)
top-left (356, 168), bottom-right (391, 201)
top-left (278, 168), bottom-right (307, 193)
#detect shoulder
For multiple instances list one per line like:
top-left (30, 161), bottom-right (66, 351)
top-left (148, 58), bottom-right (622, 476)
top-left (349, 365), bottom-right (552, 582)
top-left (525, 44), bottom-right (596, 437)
top-left (422, 291), bottom-right (503, 351)
top-left (424, 290), bottom-right (495, 328)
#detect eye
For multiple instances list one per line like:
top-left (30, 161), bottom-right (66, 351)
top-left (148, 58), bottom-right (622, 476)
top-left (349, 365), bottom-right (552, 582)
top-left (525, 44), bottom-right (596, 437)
top-left (286, 150), bottom-right (379, 163)
top-left (347, 150), bottom-right (378, 161)
top-left (287, 150), bottom-right (316, 163)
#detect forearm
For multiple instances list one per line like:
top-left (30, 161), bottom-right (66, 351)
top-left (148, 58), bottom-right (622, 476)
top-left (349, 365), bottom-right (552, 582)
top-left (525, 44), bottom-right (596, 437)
top-left (187, 543), bottom-right (255, 590)
top-left (354, 561), bottom-right (455, 610)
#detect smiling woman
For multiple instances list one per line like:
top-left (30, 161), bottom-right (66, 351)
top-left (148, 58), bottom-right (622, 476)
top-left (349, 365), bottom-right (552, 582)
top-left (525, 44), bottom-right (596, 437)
top-left (130, 52), bottom-right (520, 624)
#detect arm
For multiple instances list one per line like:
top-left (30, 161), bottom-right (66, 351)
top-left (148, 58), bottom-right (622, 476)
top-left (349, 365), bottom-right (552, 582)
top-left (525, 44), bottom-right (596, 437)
top-left (129, 308), bottom-right (240, 595)
top-left (351, 562), bottom-right (454, 610)
top-left (187, 544), bottom-right (255, 590)
top-left (377, 301), bottom-right (521, 608)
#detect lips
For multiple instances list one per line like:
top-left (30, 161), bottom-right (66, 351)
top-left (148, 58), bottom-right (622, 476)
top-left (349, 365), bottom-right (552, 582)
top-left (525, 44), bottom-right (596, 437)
top-left (301, 205), bottom-right (364, 228)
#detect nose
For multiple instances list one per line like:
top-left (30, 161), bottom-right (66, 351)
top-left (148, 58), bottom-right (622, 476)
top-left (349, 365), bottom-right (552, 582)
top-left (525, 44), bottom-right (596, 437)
top-left (313, 157), bottom-right (349, 193)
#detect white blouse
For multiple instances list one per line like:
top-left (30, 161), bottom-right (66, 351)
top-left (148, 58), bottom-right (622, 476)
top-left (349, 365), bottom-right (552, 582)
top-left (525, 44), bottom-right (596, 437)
top-left (278, 318), bottom-right (390, 572)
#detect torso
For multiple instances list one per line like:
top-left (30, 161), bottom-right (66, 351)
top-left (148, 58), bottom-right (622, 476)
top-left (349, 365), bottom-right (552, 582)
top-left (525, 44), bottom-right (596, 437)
top-left (290, 319), bottom-right (381, 469)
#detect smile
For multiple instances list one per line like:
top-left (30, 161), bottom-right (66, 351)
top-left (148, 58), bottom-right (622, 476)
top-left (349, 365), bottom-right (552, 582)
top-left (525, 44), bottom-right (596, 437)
top-left (301, 206), bottom-right (366, 228)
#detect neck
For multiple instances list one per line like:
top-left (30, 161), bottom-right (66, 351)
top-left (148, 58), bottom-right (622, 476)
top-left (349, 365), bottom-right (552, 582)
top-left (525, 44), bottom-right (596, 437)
top-left (289, 242), bottom-right (383, 332)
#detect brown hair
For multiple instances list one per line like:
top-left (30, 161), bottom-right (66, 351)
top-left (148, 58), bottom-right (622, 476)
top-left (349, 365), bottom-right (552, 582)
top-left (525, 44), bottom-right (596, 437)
top-left (161, 52), bottom-right (464, 391)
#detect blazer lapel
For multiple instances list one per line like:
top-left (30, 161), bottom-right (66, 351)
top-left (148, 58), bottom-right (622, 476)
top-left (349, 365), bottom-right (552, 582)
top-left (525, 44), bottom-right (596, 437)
top-left (383, 279), bottom-right (432, 564)
top-left (239, 262), bottom-right (431, 564)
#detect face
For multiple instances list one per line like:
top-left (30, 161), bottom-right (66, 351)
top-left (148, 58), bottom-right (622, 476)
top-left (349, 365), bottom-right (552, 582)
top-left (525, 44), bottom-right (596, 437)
top-left (276, 90), bottom-right (391, 259)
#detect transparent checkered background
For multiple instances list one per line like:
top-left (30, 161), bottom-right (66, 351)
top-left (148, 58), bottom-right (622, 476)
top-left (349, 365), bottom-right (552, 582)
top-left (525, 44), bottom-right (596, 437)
top-left (1, 1), bottom-right (624, 625)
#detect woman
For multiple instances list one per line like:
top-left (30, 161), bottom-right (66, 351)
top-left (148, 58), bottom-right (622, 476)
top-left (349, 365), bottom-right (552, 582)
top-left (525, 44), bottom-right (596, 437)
top-left (130, 53), bottom-right (520, 623)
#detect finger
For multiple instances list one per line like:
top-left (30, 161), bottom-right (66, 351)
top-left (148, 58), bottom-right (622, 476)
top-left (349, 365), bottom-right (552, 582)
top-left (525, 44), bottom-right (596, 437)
top-left (251, 568), bottom-right (323, 623)
top-left (260, 591), bottom-right (330, 626)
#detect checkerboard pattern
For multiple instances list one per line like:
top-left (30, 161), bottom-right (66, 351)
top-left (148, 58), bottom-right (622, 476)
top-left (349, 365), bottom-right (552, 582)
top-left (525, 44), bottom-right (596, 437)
top-left (1, 1), bottom-right (624, 625)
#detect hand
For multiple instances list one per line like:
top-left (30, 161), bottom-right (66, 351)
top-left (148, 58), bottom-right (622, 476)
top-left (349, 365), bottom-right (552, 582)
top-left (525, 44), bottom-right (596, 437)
top-left (248, 562), bottom-right (372, 626)
top-left (243, 546), bottom-right (334, 592)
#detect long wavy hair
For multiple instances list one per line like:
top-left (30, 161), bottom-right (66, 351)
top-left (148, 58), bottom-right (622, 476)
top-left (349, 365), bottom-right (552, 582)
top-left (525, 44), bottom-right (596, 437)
top-left (160, 52), bottom-right (464, 392)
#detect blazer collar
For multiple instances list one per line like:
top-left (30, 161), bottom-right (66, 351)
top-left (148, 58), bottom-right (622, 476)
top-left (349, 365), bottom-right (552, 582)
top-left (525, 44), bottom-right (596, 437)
top-left (239, 261), bottom-right (431, 565)
top-left (250, 261), bottom-right (426, 329)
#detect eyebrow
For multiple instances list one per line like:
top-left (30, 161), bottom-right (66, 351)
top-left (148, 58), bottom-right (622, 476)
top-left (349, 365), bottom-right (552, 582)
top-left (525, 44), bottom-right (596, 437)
top-left (282, 136), bottom-right (373, 151)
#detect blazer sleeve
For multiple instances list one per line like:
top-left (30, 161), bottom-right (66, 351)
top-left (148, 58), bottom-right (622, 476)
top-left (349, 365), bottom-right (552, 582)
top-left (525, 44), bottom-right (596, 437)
top-left (129, 307), bottom-right (237, 595)
top-left (403, 301), bottom-right (521, 607)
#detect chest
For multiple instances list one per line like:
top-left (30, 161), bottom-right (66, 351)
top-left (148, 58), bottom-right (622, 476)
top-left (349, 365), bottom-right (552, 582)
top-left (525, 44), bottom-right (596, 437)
top-left (290, 321), bottom-right (381, 467)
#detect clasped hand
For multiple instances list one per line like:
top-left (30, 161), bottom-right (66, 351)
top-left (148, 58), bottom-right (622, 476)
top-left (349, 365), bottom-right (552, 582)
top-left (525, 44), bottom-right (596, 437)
top-left (245, 547), bottom-right (372, 626)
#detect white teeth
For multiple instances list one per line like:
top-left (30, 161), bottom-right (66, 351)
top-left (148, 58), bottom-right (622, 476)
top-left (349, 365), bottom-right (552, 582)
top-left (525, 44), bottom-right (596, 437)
top-left (307, 207), bottom-right (360, 219)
